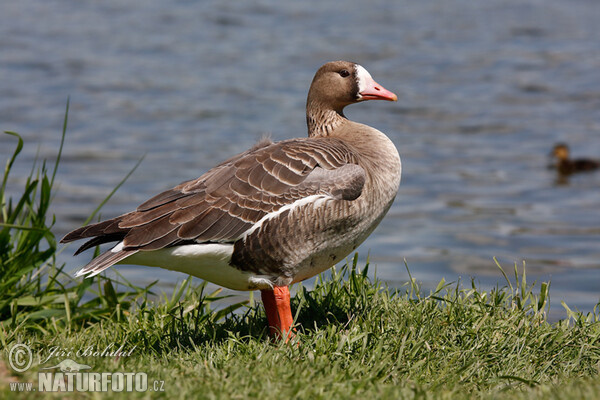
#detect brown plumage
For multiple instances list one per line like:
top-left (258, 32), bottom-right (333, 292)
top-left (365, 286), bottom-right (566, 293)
top-left (551, 143), bottom-right (600, 175)
top-left (63, 137), bottom-right (364, 249)
top-left (62, 60), bottom-right (401, 292)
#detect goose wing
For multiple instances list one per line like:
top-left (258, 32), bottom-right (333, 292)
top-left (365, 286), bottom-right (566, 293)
top-left (62, 137), bottom-right (366, 256)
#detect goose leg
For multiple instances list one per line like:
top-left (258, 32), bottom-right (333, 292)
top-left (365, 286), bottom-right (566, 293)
top-left (260, 286), bottom-right (294, 341)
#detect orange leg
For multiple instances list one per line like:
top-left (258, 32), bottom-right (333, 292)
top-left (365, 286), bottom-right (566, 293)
top-left (260, 286), bottom-right (294, 342)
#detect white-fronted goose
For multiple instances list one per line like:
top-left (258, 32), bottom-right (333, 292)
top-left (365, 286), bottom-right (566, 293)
top-left (62, 61), bottom-right (401, 340)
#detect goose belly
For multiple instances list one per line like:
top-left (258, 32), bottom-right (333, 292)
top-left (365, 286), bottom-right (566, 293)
top-left (232, 195), bottom-right (394, 285)
top-left (291, 204), bottom-right (389, 283)
top-left (121, 243), bottom-right (274, 291)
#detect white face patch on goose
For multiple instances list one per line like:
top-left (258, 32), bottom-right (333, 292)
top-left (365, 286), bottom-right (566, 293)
top-left (355, 64), bottom-right (373, 99)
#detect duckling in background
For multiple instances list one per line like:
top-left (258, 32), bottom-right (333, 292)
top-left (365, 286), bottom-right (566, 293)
top-left (550, 143), bottom-right (600, 175)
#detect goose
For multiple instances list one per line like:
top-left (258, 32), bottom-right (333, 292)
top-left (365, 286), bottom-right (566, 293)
top-left (62, 61), bottom-right (401, 340)
top-left (551, 143), bottom-right (599, 175)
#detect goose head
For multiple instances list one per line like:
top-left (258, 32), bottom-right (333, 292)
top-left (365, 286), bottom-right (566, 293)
top-left (306, 61), bottom-right (397, 136)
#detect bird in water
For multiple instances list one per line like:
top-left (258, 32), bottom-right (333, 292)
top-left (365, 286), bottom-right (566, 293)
top-left (62, 61), bottom-right (400, 341)
top-left (550, 143), bottom-right (599, 175)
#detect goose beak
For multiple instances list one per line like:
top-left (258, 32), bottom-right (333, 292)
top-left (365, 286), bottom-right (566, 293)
top-left (359, 77), bottom-right (398, 102)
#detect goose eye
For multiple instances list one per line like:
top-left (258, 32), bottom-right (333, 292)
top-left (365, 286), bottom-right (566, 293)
top-left (339, 69), bottom-right (350, 78)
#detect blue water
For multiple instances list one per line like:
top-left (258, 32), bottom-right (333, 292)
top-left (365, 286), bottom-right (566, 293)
top-left (1, 0), bottom-right (599, 321)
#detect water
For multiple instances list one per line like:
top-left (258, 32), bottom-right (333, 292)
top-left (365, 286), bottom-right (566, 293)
top-left (2, 0), bottom-right (599, 320)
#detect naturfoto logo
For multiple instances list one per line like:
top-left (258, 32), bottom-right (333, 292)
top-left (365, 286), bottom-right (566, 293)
top-left (41, 359), bottom-right (91, 372)
top-left (8, 343), bottom-right (165, 393)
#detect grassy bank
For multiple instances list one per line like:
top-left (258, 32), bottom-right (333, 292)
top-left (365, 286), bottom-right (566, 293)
top-left (3, 262), bottom-right (600, 399)
top-left (2, 114), bottom-right (600, 399)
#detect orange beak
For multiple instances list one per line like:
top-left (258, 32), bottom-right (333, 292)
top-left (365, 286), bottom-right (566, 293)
top-left (359, 76), bottom-right (398, 102)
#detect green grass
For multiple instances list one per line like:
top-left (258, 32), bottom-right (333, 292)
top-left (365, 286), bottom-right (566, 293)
top-left (1, 108), bottom-right (600, 399)
top-left (2, 261), bottom-right (600, 399)
top-left (0, 102), bottom-right (153, 331)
